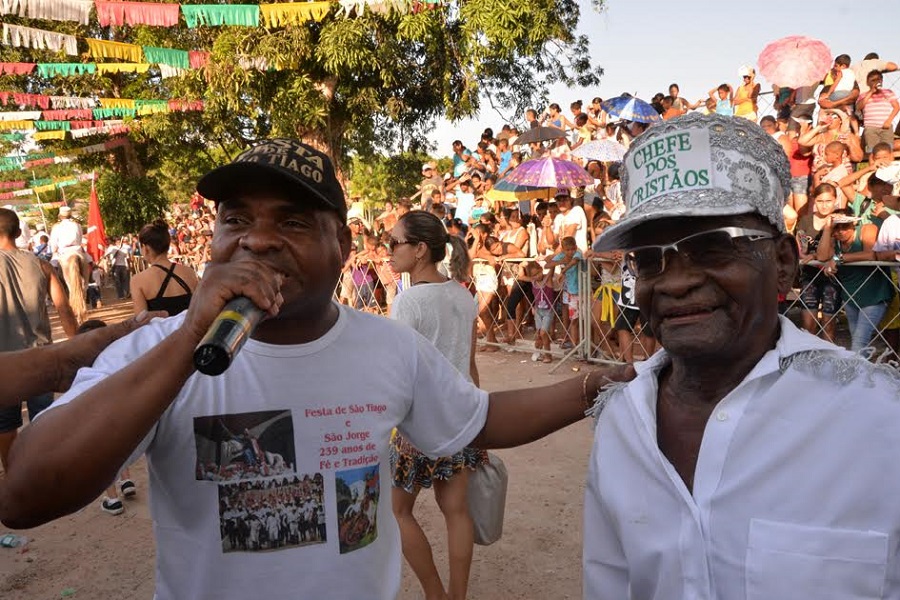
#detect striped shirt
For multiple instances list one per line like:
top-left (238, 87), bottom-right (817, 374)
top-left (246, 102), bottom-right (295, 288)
top-left (860, 89), bottom-right (898, 128)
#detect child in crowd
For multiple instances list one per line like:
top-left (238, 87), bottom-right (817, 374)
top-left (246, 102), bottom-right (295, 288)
top-left (709, 83), bottom-right (733, 116)
top-left (374, 244), bottom-right (398, 312)
top-left (522, 261), bottom-right (555, 363)
top-left (572, 113), bottom-right (592, 149)
top-left (87, 263), bottom-right (103, 309)
top-left (548, 236), bottom-right (582, 350)
top-left (814, 141), bottom-right (851, 205)
top-left (339, 248), bottom-right (357, 306)
top-left (352, 235), bottom-right (380, 312)
top-left (77, 319), bottom-right (138, 515)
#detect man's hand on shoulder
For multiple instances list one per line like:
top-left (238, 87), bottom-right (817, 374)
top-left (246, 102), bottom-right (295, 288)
top-left (52, 310), bottom-right (167, 393)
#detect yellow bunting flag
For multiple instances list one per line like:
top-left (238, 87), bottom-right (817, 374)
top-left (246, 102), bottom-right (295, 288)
top-left (0, 120), bottom-right (36, 131)
top-left (260, 2), bottom-right (331, 26)
top-left (98, 98), bottom-right (137, 109)
top-left (34, 130), bottom-right (67, 141)
top-left (86, 39), bottom-right (144, 63)
top-left (96, 63), bottom-right (151, 75)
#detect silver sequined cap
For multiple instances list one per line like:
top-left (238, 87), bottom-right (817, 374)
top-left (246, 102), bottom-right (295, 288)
top-left (593, 113), bottom-right (790, 251)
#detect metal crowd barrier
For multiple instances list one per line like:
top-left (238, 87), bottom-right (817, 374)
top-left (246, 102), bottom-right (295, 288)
top-left (463, 256), bottom-right (900, 370)
top-left (334, 258), bottom-right (404, 318)
top-left (781, 260), bottom-right (900, 363)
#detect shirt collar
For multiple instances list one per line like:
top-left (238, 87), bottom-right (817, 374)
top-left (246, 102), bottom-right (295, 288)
top-left (632, 315), bottom-right (840, 383)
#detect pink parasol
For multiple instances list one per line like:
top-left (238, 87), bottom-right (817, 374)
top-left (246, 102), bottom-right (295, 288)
top-left (502, 157), bottom-right (594, 189)
top-left (758, 35), bottom-right (832, 88)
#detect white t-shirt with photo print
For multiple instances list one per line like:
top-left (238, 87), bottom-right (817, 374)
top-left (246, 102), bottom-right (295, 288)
top-left (47, 304), bottom-right (489, 600)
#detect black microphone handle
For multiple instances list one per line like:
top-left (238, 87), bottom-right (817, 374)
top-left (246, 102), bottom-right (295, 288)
top-left (193, 297), bottom-right (265, 376)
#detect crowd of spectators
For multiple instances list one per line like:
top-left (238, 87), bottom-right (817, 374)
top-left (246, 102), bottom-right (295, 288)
top-left (10, 51), bottom-right (899, 363)
top-left (339, 50), bottom-right (900, 361)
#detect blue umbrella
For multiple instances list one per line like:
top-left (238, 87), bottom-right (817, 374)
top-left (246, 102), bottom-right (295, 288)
top-left (600, 95), bottom-right (662, 124)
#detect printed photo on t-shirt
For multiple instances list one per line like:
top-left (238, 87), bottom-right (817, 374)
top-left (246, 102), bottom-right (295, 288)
top-left (335, 464), bottom-right (379, 554)
top-left (193, 410), bottom-right (296, 482)
top-left (218, 473), bottom-right (326, 553)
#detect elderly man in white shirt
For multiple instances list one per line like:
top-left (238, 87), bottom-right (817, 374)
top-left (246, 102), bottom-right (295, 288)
top-left (588, 113), bottom-right (900, 600)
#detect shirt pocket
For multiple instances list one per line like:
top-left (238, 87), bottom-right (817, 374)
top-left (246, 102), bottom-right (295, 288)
top-left (746, 519), bottom-right (888, 600)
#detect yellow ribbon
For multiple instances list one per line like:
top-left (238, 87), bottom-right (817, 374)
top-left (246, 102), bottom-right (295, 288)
top-left (594, 283), bottom-right (621, 327)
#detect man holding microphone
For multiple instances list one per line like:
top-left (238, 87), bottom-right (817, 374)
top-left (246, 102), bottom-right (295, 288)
top-left (0, 139), bottom-right (631, 600)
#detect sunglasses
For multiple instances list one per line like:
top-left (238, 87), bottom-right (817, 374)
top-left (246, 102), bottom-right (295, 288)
top-left (388, 238), bottom-right (417, 251)
top-left (624, 227), bottom-right (775, 278)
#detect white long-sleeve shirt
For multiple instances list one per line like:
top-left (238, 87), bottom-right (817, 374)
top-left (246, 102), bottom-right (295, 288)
top-left (49, 218), bottom-right (82, 259)
top-left (584, 317), bottom-right (900, 600)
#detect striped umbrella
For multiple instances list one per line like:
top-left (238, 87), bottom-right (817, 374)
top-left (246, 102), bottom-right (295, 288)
top-left (600, 95), bottom-right (662, 124)
top-left (502, 157), bottom-right (594, 188)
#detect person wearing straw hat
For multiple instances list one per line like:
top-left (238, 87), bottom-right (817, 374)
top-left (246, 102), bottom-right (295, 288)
top-left (586, 114), bottom-right (900, 599)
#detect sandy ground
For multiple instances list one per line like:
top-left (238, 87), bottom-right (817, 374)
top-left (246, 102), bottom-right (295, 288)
top-left (0, 294), bottom-right (597, 600)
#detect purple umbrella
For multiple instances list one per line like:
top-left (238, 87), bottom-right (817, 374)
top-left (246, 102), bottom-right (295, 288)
top-left (502, 157), bottom-right (595, 189)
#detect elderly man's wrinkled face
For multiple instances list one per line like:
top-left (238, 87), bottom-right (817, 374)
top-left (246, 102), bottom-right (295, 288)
top-left (629, 214), bottom-right (796, 361)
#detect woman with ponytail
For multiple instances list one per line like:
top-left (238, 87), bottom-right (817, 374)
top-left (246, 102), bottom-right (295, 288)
top-left (130, 219), bottom-right (199, 316)
top-left (387, 210), bottom-right (485, 600)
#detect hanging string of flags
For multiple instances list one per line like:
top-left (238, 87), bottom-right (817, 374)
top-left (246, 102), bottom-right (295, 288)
top-left (0, 137), bottom-right (129, 174)
top-left (0, 172), bottom-right (95, 200)
top-left (0, 93), bottom-right (204, 112)
top-left (0, 1), bottom-right (443, 29)
top-left (1, 24), bottom-right (213, 70)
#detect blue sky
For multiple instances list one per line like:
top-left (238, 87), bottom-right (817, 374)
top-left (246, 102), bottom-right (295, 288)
top-left (428, 0), bottom-right (900, 155)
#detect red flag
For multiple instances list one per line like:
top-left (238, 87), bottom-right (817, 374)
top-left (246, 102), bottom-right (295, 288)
top-left (86, 175), bottom-right (107, 265)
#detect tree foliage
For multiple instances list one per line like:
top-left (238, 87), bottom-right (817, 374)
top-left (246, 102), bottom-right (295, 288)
top-left (0, 0), bottom-right (604, 204)
top-left (347, 152), bottom-right (431, 206)
top-left (95, 171), bottom-right (168, 236)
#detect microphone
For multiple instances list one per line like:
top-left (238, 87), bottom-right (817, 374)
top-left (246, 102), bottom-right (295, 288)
top-left (193, 297), bottom-right (265, 376)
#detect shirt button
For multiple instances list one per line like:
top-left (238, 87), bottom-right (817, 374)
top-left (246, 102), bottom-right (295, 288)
top-left (716, 411), bottom-right (729, 422)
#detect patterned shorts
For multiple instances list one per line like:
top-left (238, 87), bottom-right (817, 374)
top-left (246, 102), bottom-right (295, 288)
top-left (389, 433), bottom-right (488, 493)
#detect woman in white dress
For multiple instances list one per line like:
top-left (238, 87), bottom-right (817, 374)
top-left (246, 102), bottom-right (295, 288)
top-left (388, 210), bottom-right (487, 600)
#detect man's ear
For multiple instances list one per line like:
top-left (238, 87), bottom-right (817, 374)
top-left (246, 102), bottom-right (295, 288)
top-left (337, 223), bottom-right (352, 265)
top-left (774, 234), bottom-right (799, 295)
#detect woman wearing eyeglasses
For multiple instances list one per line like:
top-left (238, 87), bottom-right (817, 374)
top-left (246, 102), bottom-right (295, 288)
top-left (817, 209), bottom-right (894, 352)
top-left (387, 211), bottom-right (486, 600)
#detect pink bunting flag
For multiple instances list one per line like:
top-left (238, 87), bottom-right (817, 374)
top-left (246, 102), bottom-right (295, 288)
top-left (188, 51), bottom-right (210, 69)
top-left (95, 1), bottom-right (180, 27)
top-left (168, 99), bottom-right (204, 112)
top-left (41, 109), bottom-right (94, 121)
top-left (0, 63), bottom-right (37, 76)
top-left (23, 158), bottom-right (54, 168)
top-left (12, 93), bottom-right (50, 110)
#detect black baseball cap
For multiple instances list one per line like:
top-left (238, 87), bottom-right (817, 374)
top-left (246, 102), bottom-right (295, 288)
top-left (197, 139), bottom-right (347, 222)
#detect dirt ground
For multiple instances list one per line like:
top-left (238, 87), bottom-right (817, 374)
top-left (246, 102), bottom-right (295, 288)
top-left (0, 295), bottom-right (597, 600)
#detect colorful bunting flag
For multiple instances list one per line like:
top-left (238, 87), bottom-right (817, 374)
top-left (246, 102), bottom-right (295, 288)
top-left (86, 38), bottom-right (145, 63)
top-left (181, 4), bottom-right (260, 28)
top-left (95, 1), bottom-right (181, 27)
